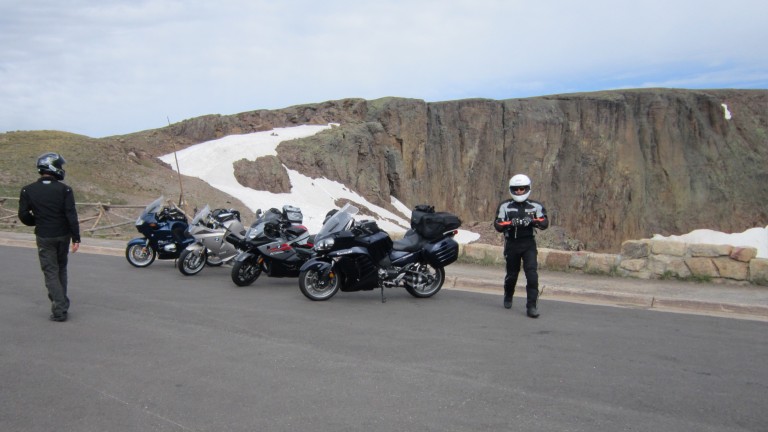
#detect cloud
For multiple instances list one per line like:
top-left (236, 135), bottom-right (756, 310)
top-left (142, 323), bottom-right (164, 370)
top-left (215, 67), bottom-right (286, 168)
top-left (1, 0), bottom-right (767, 137)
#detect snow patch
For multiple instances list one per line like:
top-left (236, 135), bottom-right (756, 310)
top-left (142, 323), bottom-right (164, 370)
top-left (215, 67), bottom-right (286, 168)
top-left (653, 226), bottom-right (768, 258)
top-left (721, 103), bottom-right (732, 120)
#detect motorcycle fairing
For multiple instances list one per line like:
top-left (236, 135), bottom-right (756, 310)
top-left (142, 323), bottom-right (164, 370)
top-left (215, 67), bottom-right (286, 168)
top-left (127, 237), bottom-right (149, 247)
top-left (234, 250), bottom-right (258, 263)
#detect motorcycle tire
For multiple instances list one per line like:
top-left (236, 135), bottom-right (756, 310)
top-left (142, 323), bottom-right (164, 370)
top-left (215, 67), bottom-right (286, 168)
top-left (404, 265), bottom-right (445, 298)
top-left (178, 248), bottom-right (206, 276)
top-left (299, 268), bottom-right (340, 301)
top-left (231, 258), bottom-right (262, 286)
top-left (126, 243), bottom-right (156, 268)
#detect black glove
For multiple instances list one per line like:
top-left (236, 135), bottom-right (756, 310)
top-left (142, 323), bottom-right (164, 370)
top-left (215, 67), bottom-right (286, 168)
top-left (510, 217), bottom-right (531, 227)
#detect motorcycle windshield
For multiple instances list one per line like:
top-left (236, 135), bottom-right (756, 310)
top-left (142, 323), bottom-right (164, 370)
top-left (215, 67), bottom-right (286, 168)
top-left (250, 208), bottom-right (282, 228)
top-left (138, 196), bottom-right (164, 222)
top-left (247, 208), bottom-right (283, 239)
top-left (191, 204), bottom-right (211, 226)
top-left (314, 203), bottom-right (359, 242)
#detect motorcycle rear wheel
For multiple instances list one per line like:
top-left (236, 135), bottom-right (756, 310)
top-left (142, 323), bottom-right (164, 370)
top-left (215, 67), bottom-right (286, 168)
top-left (299, 268), bottom-right (340, 301)
top-left (404, 264), bottom-right (445, 298)
top-left (126, 244), bottom-right (156, 267)
top-left (179, 248), bottom-right (206, 276)
top-left (231, 258), bottom-right (262, 286)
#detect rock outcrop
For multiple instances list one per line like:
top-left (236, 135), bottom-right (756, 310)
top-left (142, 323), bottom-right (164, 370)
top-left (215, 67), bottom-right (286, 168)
top-left (233, 156), bottom-right (291, 194)
top-left (121, 89), bottom-right (768, 253)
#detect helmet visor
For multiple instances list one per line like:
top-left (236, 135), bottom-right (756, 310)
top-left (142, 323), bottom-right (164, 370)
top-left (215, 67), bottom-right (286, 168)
top-left (510, 185), bottom-right (530, 195)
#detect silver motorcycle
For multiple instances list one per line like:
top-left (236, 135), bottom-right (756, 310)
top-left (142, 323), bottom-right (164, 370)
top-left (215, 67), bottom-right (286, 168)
top-left (178, 205), bottom-right (246, 276)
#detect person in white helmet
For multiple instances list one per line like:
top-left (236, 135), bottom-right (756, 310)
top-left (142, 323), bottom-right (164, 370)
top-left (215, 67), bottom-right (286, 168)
top-left (493, 174), bottom-right (548, 317)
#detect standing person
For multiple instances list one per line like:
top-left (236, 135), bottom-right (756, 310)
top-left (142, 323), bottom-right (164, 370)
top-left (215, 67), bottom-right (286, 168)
top-left (493, 174), bottom-right (548, 318)
top-left (18, 153), bottom-right (81, 322)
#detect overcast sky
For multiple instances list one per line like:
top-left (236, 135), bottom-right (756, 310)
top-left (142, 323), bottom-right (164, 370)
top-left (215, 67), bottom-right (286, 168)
top-left (1, 0), bottom-right (766, 138)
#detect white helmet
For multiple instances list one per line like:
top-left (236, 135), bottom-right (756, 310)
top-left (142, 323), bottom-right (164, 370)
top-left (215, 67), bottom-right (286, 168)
top-left (509, 174), bottom-right (531, 202)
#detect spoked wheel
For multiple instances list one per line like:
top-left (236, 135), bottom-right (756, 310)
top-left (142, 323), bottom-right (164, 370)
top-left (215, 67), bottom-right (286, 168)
top-left (231, 258), bottom-right (262, 286)
top-left (126, 243), bottom-right (156, 267)
top-left (178, 248), bottom-right (206, 276)
top-left (299, 267), bottom-right (340, 301)
top-left (404, 264), bottom-right (445, 298)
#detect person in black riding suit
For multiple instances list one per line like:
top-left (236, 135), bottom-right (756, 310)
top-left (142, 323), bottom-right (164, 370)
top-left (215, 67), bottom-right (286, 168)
top-left (493, 174), bottom-right (549, 318)
top-left (18, 153), bottom-right (81, 322)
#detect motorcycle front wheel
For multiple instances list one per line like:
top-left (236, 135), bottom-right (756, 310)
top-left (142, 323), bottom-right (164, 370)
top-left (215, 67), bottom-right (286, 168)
top-left (404, 264), bottom-right (445, 298)
top-left (299, 268), bottom-right (340, 301)
top-left (126, 243), bottom-right (156, 267)
top-left (178, 248), bottom-right (206, 276)
top-left (231, 258), bottom-right (262, 286)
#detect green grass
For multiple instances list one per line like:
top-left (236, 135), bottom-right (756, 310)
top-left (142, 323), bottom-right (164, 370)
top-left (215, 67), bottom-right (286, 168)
top-left (681, 274), bottom-right (713, 283)
top-left (585, 265), bottom-right (619, 277)
top-left (0, 130), bottom-right (177, 205)
top-left (657, 270), bottom-right (716, 283)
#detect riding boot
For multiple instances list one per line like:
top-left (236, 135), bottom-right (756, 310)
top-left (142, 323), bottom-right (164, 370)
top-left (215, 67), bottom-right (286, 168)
top-left (526, 286), bottom-right (539, 318)
top-left (503, 289), bottom-right (513, 309)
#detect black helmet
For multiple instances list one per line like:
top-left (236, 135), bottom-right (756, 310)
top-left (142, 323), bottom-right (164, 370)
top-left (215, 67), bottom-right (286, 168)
top-left (37, 152), bottom-right (66, 180)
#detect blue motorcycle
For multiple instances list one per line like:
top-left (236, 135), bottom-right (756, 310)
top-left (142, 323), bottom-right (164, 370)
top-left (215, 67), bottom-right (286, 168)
top-left (125, 196), bottom-right (194, 267)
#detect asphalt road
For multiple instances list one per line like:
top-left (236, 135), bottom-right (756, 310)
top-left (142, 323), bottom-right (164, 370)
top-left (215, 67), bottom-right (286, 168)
top-left (1, 245), bottom-right (767, 432)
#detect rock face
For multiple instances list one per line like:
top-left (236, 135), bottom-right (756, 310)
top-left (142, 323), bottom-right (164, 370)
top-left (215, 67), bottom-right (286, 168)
top-left (233, 156), bottom-right (291, 194)
top-left (134, 89), bottom-right (768, 253)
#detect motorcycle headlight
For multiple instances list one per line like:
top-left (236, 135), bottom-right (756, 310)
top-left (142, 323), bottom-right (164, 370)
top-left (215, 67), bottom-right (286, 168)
top-left (314, 238), bottom-right (335, 251)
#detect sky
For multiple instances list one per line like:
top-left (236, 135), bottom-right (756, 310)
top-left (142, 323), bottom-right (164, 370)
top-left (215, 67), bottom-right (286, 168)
top-left (159, 124), bottom-right (767, 257)
top-left (1, 0), bottom-right (767, 138)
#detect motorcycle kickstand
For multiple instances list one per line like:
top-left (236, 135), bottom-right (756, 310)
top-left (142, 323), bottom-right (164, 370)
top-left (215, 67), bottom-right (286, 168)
top-left (379, 279), bottom-right (387, 303)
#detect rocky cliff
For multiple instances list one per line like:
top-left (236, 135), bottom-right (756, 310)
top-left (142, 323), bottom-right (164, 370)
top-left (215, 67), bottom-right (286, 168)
top-left (121, 89), bottom-right (768, 253)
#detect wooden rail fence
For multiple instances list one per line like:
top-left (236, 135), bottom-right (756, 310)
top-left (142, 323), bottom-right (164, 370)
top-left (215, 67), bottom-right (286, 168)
top-left (0, 197), bottom-right (187, 238)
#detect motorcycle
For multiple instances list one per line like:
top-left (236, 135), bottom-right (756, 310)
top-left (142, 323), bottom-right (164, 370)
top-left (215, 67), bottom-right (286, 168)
top-left (230, 205), bottom-right (314, 287)
top-left (125, 196), bottom-right (194, 267)
top-left (298, 203), bottom-right (462, 302)
top-left (177, 205), bottom-right (247, 276)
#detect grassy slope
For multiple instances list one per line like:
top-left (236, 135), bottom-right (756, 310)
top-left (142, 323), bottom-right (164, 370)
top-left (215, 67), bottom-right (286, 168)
top-left (0, 130), bottom-right (256, 234)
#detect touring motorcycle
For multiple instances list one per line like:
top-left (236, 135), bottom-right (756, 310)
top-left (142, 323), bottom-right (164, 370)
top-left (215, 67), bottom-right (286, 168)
top-left (298, 203), bottom-right (462, 302)
top-left (125, 196), bottom-right (194, 267)
top-left (177, 205), bottom-right (247, 276)
top-left (229, 205), bottom-right (314, 287)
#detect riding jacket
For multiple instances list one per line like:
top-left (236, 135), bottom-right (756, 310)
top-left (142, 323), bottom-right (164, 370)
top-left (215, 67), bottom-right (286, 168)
top-left (18, 177), bottom-right (81, 242)
top-left (493, 199), bottom-right (549, 240)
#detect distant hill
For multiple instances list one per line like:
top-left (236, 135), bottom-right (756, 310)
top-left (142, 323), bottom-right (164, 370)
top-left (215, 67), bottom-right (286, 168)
top-left (2, 88), bottom-right (766, 253)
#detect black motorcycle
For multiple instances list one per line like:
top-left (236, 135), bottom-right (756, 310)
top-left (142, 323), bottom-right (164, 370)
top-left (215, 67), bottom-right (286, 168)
top-left (126, 196), bottom-right (194, 267)
top-left (229, 205), bottom-right (314, 286)
top-left (298, 203), bottom-right (462, 302)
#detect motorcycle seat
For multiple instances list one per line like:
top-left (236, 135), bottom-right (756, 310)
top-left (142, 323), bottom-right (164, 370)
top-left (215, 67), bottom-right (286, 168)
top-left (392, 229), bottom-right (425, 252)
